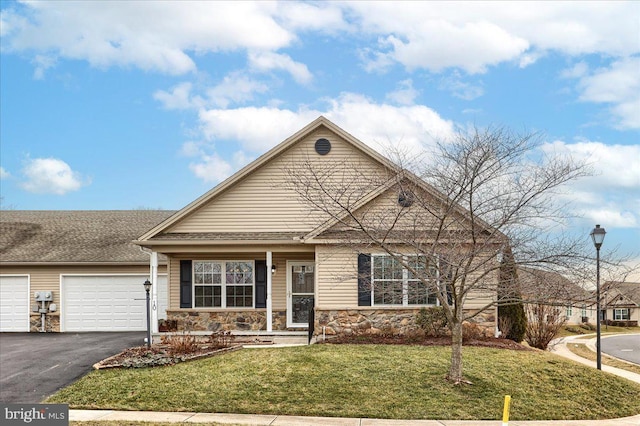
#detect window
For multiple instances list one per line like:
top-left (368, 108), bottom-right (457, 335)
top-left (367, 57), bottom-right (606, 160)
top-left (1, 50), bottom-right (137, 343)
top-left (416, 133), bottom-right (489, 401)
top-left (565, 305), bottom-right (572, 319)
top-left (614, 308), bottom-right (630, 321)
top-left (581, 305), bottom-right (587, 318)
top-left (193, 261), bottom-right (254, 308)
top-left (372, 254), bottom-right (437, 306)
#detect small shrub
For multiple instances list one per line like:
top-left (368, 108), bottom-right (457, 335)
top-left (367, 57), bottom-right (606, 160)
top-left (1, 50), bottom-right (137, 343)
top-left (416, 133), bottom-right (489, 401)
top-left (209, 331), bottom-right (235, 349)
top-left (462, 322), bottom-right (489, 341)
top-left (161, 332), bottom-right (199, 355)
top-left (416, 307), bottom-right (449, 337)
top-left (579, 323), bottom-right (595, 331)
top-left (565, 326), bottom-right (585, 334)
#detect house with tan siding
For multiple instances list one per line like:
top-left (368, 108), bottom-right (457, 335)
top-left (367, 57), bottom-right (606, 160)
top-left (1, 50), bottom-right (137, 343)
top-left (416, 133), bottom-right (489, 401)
top-left (602, 281), bottom-right (640, 326)
top-left (0, 210), bottom-right (173, 332)
top-left (134, 117), bottom-right (499, 338)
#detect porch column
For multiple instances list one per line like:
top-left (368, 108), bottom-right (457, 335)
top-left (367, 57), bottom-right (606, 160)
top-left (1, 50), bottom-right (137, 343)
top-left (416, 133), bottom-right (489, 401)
top-left (266, 251), bottom-right (273, 332)
top-left (150, 251), bottom-right (159, 335)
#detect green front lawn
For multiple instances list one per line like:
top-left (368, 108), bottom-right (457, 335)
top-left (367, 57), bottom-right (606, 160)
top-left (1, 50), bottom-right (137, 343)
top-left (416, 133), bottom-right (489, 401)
top-left (49, 345), bottom-right (640, 421)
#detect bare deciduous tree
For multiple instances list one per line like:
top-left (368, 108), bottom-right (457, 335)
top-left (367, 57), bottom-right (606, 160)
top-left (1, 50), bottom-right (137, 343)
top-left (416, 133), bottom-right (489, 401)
top-left (283, 126), bottom-right (630, 384)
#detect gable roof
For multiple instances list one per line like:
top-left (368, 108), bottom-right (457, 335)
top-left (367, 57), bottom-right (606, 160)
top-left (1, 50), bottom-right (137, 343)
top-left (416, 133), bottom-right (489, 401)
top-left (1, 210), bottom-right (175, 264)
top-left (136, 116), bottom-right (502, 246)
top-left (136, 116), bottom-right (399, 243)
top-left (603, 281), bottom-right (640, 307)
top-left (518, 267), bottom-right (592, 304)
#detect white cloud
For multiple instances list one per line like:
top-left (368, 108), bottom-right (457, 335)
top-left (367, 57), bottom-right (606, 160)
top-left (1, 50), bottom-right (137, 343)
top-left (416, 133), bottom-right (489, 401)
top-left (0, 167), bottom-right (10, 179)
top-left (20, 158), bottom-right (88, 195)
top-left (1, 2), bottom-right (296, 75)
top-left (541, 141), bottom-right (640, 229)
top-left (4, 1), bottom-right (638, 80)
top-left (31, 55), bottom-right (56, 80)
top-left (386, 79), bottom-right (419, 106)
top-left (439, 72), bottom-right (484, 100)
top-left (248, 51), bottom-right (313, 85)
top-left (154, 82), bottom-right (204, 110)
top-left (189, 154), bottom-right (235, 183)
top-left (207, 72), bottom-right (270, 108)
top-left (197, 93), bottom-right (453, 154)
top-left (347, 2), bottom-right (639, 73)
top-left (575, 57), bottom-right (640, 129)
top-left (190, 94), bottom-right (455, 184)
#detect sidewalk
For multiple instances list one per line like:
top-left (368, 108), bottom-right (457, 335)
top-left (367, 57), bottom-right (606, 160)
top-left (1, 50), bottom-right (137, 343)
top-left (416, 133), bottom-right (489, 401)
top-left (549, 334), bottom-right (640, 384)
top-left (69, 409), bottom-right (640, 425)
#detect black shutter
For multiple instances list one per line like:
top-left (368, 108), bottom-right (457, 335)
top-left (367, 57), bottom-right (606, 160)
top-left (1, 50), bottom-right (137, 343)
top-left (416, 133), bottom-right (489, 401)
top-left (180, 260), bottom-right (192, 308)
top-left (255, 260), bottom-right (267, 308)
top-left (358, 253), bottom-right (372, 306)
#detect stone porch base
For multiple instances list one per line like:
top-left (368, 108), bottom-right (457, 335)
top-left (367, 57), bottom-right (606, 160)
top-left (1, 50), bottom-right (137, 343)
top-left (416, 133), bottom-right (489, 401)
top-left (314, 308), bottom-right (496, 337)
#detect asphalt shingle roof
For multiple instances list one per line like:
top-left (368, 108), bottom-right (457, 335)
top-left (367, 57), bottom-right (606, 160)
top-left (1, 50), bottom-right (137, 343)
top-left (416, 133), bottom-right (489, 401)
top-left (0, 210), bottom-right (175, 263)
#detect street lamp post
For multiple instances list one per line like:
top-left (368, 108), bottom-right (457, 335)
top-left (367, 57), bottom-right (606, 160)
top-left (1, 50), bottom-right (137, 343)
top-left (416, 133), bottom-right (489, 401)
top-left (143, 279), bottom-right (152, 348)
top-left (590, 224), bottom-right (606, 370)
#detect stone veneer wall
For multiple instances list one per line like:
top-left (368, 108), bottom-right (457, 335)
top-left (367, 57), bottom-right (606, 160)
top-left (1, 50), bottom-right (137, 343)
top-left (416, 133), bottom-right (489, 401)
top-left (30, 313), bottom-right (60, 332)
top-left (315, 308), bottom-right (496, 337)
top-left (166, 310), bottom-right (288, 332)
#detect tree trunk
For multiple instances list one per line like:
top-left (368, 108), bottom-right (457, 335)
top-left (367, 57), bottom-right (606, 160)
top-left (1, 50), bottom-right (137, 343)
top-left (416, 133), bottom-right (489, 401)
top-left (448, 318), bottom-right (464, 384)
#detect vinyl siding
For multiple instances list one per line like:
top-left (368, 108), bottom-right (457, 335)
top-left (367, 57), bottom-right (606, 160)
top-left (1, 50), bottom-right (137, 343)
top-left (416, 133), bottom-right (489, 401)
top-left (167, 251), bottom-right (314, 310)
top-left (315, 245), bottom-right (496, 310)
top-left (316, 246), bottom-right (359, 308)
top-left (0, 265), bottom-right (161, 311)
top-left (166, 127), bottom-right (389, 234)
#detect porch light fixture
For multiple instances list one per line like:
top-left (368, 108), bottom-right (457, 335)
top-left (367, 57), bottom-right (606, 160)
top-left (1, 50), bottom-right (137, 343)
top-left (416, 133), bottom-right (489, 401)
top-left (143, 279), bottom-right (152, 348)
top-left (590, 224), bottom-right (606, 370)
top-left (271, 264), bottom-right (277, 274)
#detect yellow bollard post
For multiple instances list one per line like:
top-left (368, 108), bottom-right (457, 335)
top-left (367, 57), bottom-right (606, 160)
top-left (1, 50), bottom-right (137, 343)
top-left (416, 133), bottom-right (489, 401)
top-left (502, 395), bottom-right (511, 426)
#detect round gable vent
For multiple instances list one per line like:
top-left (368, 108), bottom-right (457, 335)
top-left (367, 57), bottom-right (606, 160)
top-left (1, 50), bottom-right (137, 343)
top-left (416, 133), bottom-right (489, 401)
top-left (315, 138), bottom-right (331, 155)
top-left (398, 191), bottom-right (414, 207)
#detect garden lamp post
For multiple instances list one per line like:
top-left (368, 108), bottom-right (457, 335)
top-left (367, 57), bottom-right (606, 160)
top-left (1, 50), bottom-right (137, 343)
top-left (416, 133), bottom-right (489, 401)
top-left (590, 224), bottom-right (606, 370)
top-left (144, 279), bottom-right (152, 348)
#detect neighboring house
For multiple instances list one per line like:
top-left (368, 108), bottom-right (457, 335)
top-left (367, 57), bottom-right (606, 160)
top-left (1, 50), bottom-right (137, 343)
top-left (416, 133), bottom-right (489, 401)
top-left (133, 116), bottom-right (499, 337)
top-left (518, 267), bottom-right (596, 326)
top-left (602, 281), bottom-right (640, 326)
top-left (0, 210), bottom-right (174, 332)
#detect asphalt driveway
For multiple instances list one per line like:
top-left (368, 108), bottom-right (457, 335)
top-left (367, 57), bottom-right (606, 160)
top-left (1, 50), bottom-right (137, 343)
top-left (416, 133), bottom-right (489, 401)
top-left (0, 332), bottom-right (145, 403)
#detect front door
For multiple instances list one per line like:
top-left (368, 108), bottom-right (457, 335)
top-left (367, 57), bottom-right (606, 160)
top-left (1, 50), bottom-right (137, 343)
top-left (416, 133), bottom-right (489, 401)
top-left (287, 262), bottom-right (315, 327)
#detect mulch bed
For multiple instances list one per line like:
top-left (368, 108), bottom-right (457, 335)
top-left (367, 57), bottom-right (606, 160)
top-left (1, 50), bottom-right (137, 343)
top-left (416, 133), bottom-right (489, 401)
top-left (95, 334), bottom-right (531, 369)
top-left (94, 344), bottom-right (242, 369)
top-left (322, 334), bottom-right (532, 351)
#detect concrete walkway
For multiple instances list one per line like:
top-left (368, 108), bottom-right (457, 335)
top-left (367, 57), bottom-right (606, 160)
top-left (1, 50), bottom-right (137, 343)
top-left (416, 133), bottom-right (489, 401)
top-left (549, 334), bottom-right (640, 384)
top-left (68, 336), bottom-right (640, 425)
top-left (69, 409), bottom-right (640, 425)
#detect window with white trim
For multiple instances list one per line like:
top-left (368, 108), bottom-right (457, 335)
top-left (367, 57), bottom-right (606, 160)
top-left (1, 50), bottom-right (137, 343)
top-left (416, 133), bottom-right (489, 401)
top-left (581, 305), bottom-right (587, 318)
top-left (613, 308), bottom-right (630, 321)
top-left (193, 261), bottom-right (254, 308)
top-left (372, 254), bottom-right (438, 306)
top-left (565, 305), bottom-right (572, 319)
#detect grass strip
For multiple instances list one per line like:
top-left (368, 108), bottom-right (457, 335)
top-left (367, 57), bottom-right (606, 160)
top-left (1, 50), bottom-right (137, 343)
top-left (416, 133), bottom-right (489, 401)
top-left (49, 345), bottom-right (640, 421)
top-left (567, 342), bottom-right (640, 375)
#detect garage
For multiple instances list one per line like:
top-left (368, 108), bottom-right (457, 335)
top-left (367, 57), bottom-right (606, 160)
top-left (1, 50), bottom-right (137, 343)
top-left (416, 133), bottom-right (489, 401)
top-left (61, 274), bottom-right (167, 332)
top-left (0, 275), bottom-right (30, 332)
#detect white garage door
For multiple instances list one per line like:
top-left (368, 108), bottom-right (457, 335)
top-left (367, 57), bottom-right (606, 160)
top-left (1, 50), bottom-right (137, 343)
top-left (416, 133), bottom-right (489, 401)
top-left (62, 275), bottom-right (167, 332)
top-left (0, 275), bottom-right (30, 332)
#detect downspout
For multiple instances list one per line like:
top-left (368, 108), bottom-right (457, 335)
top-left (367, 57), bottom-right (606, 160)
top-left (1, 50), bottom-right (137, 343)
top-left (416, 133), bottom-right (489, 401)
top-left (139, 246), bottom-right (159, 336)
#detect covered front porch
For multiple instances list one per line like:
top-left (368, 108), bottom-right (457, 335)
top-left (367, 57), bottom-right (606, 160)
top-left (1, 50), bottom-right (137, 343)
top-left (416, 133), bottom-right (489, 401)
top-left (145, 246), bottom-right (317, 338)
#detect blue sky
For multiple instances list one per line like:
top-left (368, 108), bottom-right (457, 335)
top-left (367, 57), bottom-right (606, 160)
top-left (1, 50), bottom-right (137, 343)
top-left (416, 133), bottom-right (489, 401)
top-left (1, 1), bottom-right (638, 270)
